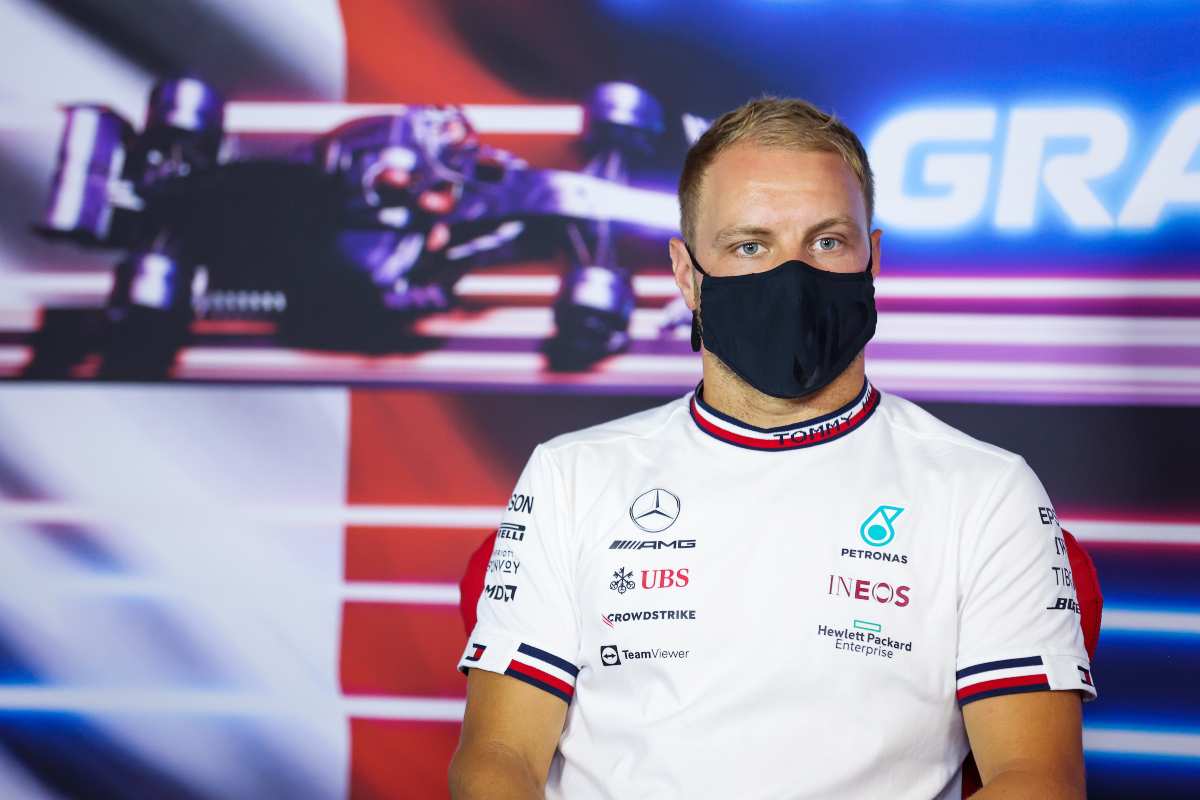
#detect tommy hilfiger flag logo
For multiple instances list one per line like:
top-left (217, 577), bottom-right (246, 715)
top-left (1078, 666), bottom-right (1094, 687)
top-left (464, 643), bottom-right (486, 662)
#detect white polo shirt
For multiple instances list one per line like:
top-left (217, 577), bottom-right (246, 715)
top-left (458, 379), bottom-right (1096, 799)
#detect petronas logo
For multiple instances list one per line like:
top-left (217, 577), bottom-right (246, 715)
top-left (860, 505), bottom-right (904, 548)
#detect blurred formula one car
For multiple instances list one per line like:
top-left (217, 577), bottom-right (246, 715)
top-left (31, 77), bottom-right (682, 378)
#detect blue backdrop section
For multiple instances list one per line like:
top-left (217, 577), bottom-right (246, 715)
top-left (594, 0), bottom-right (1200, 269)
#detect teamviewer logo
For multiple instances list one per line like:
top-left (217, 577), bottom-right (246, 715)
top-left (600, 645), bottom-right (621, 666)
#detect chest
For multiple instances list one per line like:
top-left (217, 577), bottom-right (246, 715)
top-left (570, 465), bottom-right (961, 693)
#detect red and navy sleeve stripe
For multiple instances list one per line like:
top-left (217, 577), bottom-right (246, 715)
top-left (955, 656), bottom-right (1051, 705)
top-left (503, 643), bottom-right (580, 704)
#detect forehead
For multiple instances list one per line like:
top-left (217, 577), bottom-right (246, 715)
top-left (695, 143), bottom-right (866, 239)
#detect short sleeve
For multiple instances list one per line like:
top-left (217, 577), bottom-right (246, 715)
top-left (955, 458), bottom-right (1098, 706)
top-left (456, 445), bottom-right (581, 704)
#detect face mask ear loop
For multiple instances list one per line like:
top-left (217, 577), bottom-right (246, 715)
top-left (683, 242), bottom-right (707, 352)
top-left (683, 242), bottom-right (709, 277)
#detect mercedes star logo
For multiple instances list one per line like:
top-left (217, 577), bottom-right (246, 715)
top-left (629, 488), bottom-right (681, 533)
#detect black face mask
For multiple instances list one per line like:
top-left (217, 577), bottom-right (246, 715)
top-left (686, 243), bottom-right (877, 399)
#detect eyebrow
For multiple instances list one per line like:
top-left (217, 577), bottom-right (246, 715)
top-left (712, 225), bottom-right (774, 247)
top-left (711, 216), bottom-right (861, 248)
top-left (803, 216), bottom-right (859, 239)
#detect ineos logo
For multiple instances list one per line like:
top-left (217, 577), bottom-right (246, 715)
top-left (827, 575), bottom-right (911, 607)
top-left (629, 489), bottom-right (680, 533)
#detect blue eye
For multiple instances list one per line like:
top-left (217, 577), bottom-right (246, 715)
top-left (816, 237), bottom-right (840, 251)
top-left (736, 242), bottom-right (762, 256)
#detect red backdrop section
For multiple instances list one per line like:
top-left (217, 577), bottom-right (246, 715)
top-left (338, 389), bottom-right (673, 796)
top-left (342, 389), bottom-right (512, 798)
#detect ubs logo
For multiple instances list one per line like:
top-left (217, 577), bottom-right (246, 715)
top-left (629, 489), bottom-right (680, 533)
top-left (609, 567), bottom-right (636, 595)
top-left (641, 568), bottom-right (690, 589)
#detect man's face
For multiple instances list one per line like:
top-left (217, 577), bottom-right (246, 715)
top-left (670, 143), bottom-right (880, 305)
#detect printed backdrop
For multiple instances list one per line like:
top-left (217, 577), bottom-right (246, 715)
top-left (0, 1), bottom-right (1197, 797)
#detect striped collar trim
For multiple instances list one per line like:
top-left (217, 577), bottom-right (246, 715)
top-left (689, 379), bottom-right (880, 452)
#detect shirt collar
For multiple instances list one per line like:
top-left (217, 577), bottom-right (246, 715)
top-left (689, 378), bottom-right (880, 452)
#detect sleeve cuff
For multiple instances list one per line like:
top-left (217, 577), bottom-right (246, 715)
top-left (457, 628), bottom-right (580, 705)
top-left (955, 653), bottom-right (1097, 706)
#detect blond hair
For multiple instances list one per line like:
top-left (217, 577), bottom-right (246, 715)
top-left (678, 96), bottom-right (875, 244)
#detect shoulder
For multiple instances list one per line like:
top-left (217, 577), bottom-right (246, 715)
top-left (876, 390), bottom-right (1021, 464)
top-left (538, 393), bottom-right (692, 458)
top-left (528, 394), bottom-right (692, 520)
top-left (873, 390), bottom-right (1034, 487)
top-left (874, 392), bottom-right (1054, 544)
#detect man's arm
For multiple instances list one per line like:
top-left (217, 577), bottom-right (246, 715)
top-left (963, 690), bottom-right (1085, 799)
top-left (449, 669), bottom-right (568, 800)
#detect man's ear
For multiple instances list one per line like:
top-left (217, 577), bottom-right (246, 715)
top-left (869, 228), bottom-right (883, 278)
top-left (668, 237), bottom-right (699, 311)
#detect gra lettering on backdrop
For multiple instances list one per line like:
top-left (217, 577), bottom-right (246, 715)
top-left (870, 104), bottom-right (1200, 231)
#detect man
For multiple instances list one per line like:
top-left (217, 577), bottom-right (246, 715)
top-left (450, 98), bottom-right (1095, 799)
